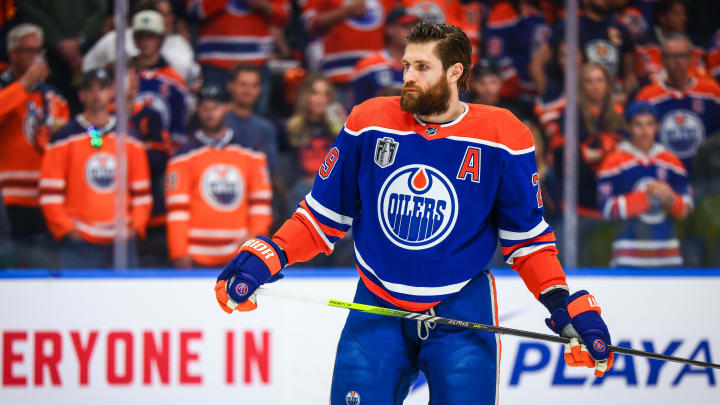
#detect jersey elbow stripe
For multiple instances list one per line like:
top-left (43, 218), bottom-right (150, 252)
top-left (501, 232), bottom-right (556, 256)
top-left (296, 207), bottom-right (336, 251)
top-left (504, 242), bottom-right (556, 264)
top-left (498, 219), bottom-right (549, 241)
top-left (298, 200), bottom-right (347, 238)
top-left (304, 192), bottom-right (353, 227)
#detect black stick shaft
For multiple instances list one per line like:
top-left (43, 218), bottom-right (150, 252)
top-left (326, 298), bottom-right (720, 370)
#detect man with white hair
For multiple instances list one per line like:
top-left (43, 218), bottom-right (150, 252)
top-left (0, 23), bottom-right (69, 267)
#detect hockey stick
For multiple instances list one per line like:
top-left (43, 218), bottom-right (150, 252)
top-left (255, 287), bottom-right (720, 370)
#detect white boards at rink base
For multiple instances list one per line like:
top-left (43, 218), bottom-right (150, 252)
top-left (0, 269), bottom-right (718, 405)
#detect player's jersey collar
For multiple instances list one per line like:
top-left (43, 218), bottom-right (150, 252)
top-left (413, 102), bottom-right (469, 128)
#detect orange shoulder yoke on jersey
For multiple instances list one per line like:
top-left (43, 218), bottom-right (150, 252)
top-left (655, 150), bottom-right (687, 173)
top-left (512, 246), bottom-right (567, 299)
top-left (597, 149), bottom-right (633, 174)
top-left (461, 104), bottom-right (536, 152)
top-left (692, 77), bottom-right (720, 96)
top-left (634, 82), bottom-right (666, 102)
top-left (344, 97), bottom-right (413, 133)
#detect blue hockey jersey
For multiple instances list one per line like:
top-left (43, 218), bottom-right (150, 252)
top-left (291, 97), bottom-right (557, 310)
top-left (597, 141), bottom-right (692, 267)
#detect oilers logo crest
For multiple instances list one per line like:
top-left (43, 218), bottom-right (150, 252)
top-left (345, 0), bottom-right (383, 30)
top-left (377, 164), bottom-right (458, 250)
top-left (345, 391), bottom-right (361, 405)
top-left (584, 39), bottom-right (619, 76)
top-left (201, 164), bottom-right (245, 211)
top-left (658, 109), bottom-right (704, 159)
top-left (408, 2), bottom-right (446, 23)
top-left (23, 100), bottom-right (44, 148)
top-left (85, 153), bottom-right (117, 192)
top-left (134, 91), bottom-right (171, 129)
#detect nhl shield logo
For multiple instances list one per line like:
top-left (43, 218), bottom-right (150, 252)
top-left (374, 137), bottom-right (398, 168)
top-left (425, 126), bottom-right (437, 136)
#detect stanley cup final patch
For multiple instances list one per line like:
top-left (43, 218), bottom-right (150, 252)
top-left (374, 137), bottom-right (399, 168)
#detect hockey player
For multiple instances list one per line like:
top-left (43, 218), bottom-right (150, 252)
top-left (597, 102), bottom-right (692, 267)
top-left (215, 21), bottom-right (613, 403)
top-left (165, 86), bottom-right (272, 268)
top-left (39, 69), bottom-right (152, 268)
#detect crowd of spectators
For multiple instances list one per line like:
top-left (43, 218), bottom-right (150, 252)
top-left (0, 0), bottom-right (719, 269)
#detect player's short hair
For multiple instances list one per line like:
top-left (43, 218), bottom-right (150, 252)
top-left (406, 21), bottom-right (472, 92)
top-left (7, 23), bottom-right (43, 51)
top-left (229, 64), bottom-right (262, 82)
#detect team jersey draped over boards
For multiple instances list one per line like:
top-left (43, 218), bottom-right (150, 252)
top-left (165, 130), bottom-right (272, 266)
top-left (39, 116), bottom-right (152, 244)
top-left (597, 141), bottom-right (692, 267)
top-left (0, 69), bottom-right (69, 207)
top-left (274, 97), bottom-right (567, 311)
top-left (187, 0), bottom-right (289, 68)
top-left (634, 78), bottom-right (720, 173)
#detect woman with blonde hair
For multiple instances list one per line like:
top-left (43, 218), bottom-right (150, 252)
top-left (544, 62), bottom-right (627, 265)
top-left (278, 73), bottom-right (350, 266)
top-left (280, 74), bottom-right (346, 209)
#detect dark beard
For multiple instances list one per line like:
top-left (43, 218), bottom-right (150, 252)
top-left (400, 76), bottom-right (451, 116)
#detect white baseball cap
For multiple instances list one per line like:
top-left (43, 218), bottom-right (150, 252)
top-left (132, 10), bottom-right (164, 35)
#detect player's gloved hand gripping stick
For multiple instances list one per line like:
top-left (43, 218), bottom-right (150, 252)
top-left (540, 288), bottom-right (613, 376)
top-left (214, 236), bottom-right (287, 313)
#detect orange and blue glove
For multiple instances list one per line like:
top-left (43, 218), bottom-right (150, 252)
top-left (540, 288), bottom-right (614, 377)
top-left (214, 236), bottom-right (287, 313)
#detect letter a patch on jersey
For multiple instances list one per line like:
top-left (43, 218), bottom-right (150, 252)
top-left (374, 137), bottom-right (399, 168)
top-left (456, 146), bottom-right (481, 183)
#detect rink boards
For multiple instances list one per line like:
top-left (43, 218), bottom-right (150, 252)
top-left (0, 268), bottom-right (718, 405)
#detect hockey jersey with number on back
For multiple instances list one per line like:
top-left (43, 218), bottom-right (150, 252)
top-left (165, 130), bottom-right (273, 266)
top-left (39, 116), bottom-right (152, 244)
top-left (597, 141), bottom-right (692, 267)
top-left (288, 97), bottom-right (560, 311)
top-left (634, 78), bottom-right (720, 174)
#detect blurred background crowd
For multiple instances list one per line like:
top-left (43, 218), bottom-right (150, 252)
top-left (0, 0), bottom-right (719, 270)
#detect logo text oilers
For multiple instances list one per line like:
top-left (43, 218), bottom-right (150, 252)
top-left (377, 164), bottom-right (458, 250)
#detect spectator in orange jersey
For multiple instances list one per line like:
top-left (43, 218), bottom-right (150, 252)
top-left (187, 0), bottom-right (289, 115)
top-left (302, 0), bottom-right (397, 104)
top-left (0, 23), bottom-right (69, 268)
top-left (39, 69), bottom-right (152, 268)
top-left (166, 86), bottom-right (273, 268)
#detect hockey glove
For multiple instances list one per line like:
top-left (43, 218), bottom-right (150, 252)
top-left (542, 289), bottom-right (614, 377)
top-left (214, 236), bottom-right (287, 313)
